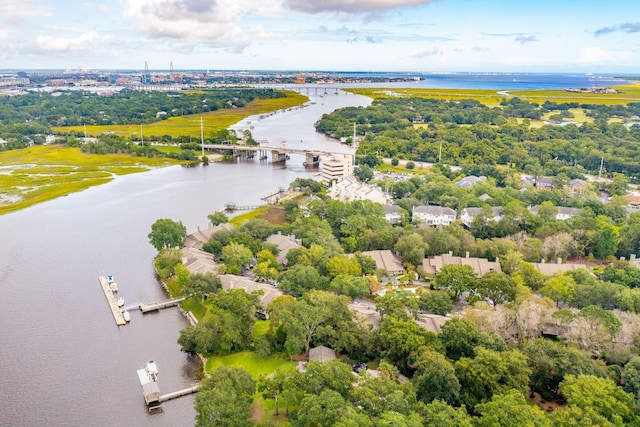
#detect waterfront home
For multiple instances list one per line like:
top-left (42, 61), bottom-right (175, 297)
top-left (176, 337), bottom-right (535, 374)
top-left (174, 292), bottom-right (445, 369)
top-left (327, 175), bottom-right (389, 205)
top-left (183, 223), bottom-right (235, 250)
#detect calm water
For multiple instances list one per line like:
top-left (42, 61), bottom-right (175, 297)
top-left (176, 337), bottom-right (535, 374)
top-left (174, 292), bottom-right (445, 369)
top-left (0, 90), bottom-right (371, 426)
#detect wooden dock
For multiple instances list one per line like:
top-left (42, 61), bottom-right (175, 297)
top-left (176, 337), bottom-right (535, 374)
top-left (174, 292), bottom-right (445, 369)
top-left (98, 275), bottom-right (126, 326)
top-left (159, 384), bottom-right (200, 402)
top-left (140, 297), bottom-right (186, 313)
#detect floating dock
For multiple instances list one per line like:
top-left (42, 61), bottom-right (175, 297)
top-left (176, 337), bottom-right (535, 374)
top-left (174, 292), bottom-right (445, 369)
top-left (140, 297), bottom-right (186, 313)
top-left (98, 275), bottom-right (126, 326)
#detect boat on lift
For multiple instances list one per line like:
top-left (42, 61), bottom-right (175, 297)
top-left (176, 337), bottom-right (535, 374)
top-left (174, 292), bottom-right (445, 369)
top-left (123, 310), bottom-right (131, 322)
top-left (117, 297), bottom-right (125, 307)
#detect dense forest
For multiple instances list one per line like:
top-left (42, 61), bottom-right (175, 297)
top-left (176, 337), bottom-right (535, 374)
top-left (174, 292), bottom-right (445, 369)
top-left (0, 88), bottom-right (283, 149)
top-left (316, 97), bottom-right (640, 179)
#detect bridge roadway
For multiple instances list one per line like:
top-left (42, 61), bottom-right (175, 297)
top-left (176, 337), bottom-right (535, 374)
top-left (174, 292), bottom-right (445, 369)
top-left (202, 143), bottom-right (352, 164)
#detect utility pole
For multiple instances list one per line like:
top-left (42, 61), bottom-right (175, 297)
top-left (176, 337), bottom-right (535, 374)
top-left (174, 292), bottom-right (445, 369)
top-left (140, 124), bottom-right (144, 144)
top-left (200, 116), bottom-right (205, 158)
top-left (598, 156), bottom-right (604, 191)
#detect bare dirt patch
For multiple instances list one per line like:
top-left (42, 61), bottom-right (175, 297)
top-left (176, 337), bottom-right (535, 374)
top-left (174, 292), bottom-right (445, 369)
top-left (258, 206), bottom-right (287, 224)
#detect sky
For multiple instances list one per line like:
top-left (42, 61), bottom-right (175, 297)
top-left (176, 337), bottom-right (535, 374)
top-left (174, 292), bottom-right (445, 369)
top-left (1, 0), bottom-right (639, 73)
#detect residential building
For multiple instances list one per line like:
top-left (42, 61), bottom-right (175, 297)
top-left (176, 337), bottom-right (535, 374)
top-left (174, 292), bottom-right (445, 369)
top-left (529, 205), bottom-right (582, 221)
top-left (219, 274), bottom-right (284, 308)
top-left (422, 251), bottom-right (502, 278)
top-left (412, 205), bottom-right (456, 226)
top-left (265, 232), bottom-right (302, 265)
top-left (535, 177), bottom-right (554, 190)
top-left (460, 206), bottom-right (503, 227)
top-left (383, 204), bottom-right (402, 224)
top-left (327, 175), bottom-right (389, 205)
top-left (309, 346), bottom-right (336, 362)
top-left (454, 175), bottom-right (486, 188)
top-left (359, 250), bottom-right (404, 275)
top-left (532, 259), bottom-right (589, 276)
top-left (569, 179), bottom-right (587, 194)
top-left (321, 154), bottom-right (353, 187)
top-left (183, 223), bottom-right (235, 250)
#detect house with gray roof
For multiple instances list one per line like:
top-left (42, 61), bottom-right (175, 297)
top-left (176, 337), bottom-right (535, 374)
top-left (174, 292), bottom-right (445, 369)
top-left (412, 205), bottom-right (456, 226)
top-left (183, 223), bottom-right (235, 250)
top-left (529, 205), bottom-right (582, 221)
top-left (265, 232), bottom-right (302, 265)
top-left (460, 206), bottom-right (503, 227)
top-left (454, 175), bottom-right (486, 188)
top-left (359, 250), bottom-right (404, 275)
top-left (383, 204), bottom-right (402, 224)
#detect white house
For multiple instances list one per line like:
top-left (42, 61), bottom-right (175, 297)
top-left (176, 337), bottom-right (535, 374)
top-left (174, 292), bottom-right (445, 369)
top-left (529, 205), bottom-right (582, 221)
top-left (460, 206), bottom-right (503, 227)
top-left (328, 175), bottom-right (390, 205)
top-left (383, 204), bottom-right (402, 224)
top-left (412, 205), bottom-right (456, 226)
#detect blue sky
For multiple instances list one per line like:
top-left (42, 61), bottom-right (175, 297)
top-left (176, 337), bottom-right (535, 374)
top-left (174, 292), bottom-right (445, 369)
top-left (1, 0), bottom-right (639, 72)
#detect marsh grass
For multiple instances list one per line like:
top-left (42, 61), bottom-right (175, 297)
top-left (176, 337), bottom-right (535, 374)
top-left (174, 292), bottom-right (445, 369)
top-left (345, 85), bottom-right (640, 106)
top-left (53, 91), bottom-right (309, 138)
top-left (0, 145), bottom-right (180, 215)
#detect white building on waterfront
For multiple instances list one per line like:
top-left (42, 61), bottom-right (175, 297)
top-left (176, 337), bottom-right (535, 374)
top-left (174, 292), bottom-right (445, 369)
top-left (321, 154), bottom-right (353, 187)
top-left (327, 175), bottom-right (389, 205)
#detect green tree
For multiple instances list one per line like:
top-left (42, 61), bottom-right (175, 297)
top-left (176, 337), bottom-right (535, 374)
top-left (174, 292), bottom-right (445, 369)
top-left (412, 348), bottom-right (460, 405)
top-left (329, 275), bottom-right (370, 299)
top-left (295, 389), bottom-right (349, 427)
top-left (326, 255), bottom-right (362, 278)
top-left (354, 164), bottom-right (374, 182)
top-left (195, 367), bottom-right (255, 427)
top-left (594, 215), bottom-right (621, 259)
top-left (301, 360), bottom-right (355, 398)
top-left (455, 348), bottom-right (530, 408)
top-left (278, 264), bottom-right (328, 296)
top-left (540, 274), bottom-right (576, 307)
top-left (378, 318), bottom-right (441, 374)
top-left (148, 218), bottom-right (187, 251)
top-left (417, 289), bottom-right (454, 315)
top-left (349, 374), bottom-right (417, 418)
top-left (182, 271), bottom-right (221, 298)
top-left (207, 211), bottom-right (228, 226)
top-left (474, 271), bottom-right (517, 306)
top-left (394, 233), bottom-right (428, 267)
top-left (475, 389), bottom-right (551, 427)
top-left (553, 374), bottom-right (638, 426)
top-left (221, 241), bottom-right (253, 274)
top-left (419, 400), bottom-right (473, 427)
top-left (258, 364), bottom-right (302, 416)
top-left (434, 264), bottom-right (478, 299)
top-left (623, 357), bottom-right (640, 402)
top-left (537, 201), bottom-right (558, 223)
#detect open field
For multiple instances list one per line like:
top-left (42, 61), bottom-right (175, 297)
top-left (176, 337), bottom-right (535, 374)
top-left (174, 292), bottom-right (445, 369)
top-left (205, 350), bottom-right (295, 380)
top-left (0, 145), bottom-right (180, 215)
top-left (52, 91), bottom-right (308, 139)
top-left (345, 85), bottom-right (640, 106)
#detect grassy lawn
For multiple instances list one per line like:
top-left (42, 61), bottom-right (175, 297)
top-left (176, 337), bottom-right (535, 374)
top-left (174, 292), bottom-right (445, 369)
top-left (0, 145), bottom-right (181, 215)
top-left (205, 350), bottom-right (295, 380)
top-left (229, 206), bottom-right (269, 226)
top-left (53, 91), bottom-right (308, 139)
top-left (181, 296), bottom-right (207, 320)
top-left (376, 162), bottom-right (430, 175)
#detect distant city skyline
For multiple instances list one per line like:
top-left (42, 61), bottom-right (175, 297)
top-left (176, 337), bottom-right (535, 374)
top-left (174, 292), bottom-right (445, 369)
top-left (1, 0), bottom-right (639, 73)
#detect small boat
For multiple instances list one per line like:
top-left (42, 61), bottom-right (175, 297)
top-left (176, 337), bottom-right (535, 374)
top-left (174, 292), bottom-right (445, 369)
top-left (110, 281), bottom-right (118, 292)
top-left (117, 297), bottom-right (125, 307)
top-left (123, 310), bottom-right (130, 322)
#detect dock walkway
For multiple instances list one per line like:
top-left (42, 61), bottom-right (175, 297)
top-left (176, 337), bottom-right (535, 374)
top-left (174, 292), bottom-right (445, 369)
top-left (140, 297), bottom-right (186, 313)
top-left (159, 384), bottom-right (200, 402)
top-left (98, 275), bottom-right (126, 326)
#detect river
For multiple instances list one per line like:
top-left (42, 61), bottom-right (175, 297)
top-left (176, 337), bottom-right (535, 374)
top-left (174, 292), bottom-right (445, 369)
top-left (0, 89), bottom-right (372, 426)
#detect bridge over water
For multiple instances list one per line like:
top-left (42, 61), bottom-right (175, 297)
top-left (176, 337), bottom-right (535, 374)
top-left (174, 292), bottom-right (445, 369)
top-left (202, 142), bottom-right (352, 166)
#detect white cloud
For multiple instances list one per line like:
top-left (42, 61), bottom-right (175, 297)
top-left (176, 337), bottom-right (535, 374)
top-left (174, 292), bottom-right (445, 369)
top-left (0, 0), bottom-right (52, 23)
top-left (284, 0), bottom-right (438, 14)
top-left (32, 32), bottom-right (114, 53)
top-left (123, 0), bottom-right (286, 50)
top-left (577, 47), bottom-right (632, 64)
